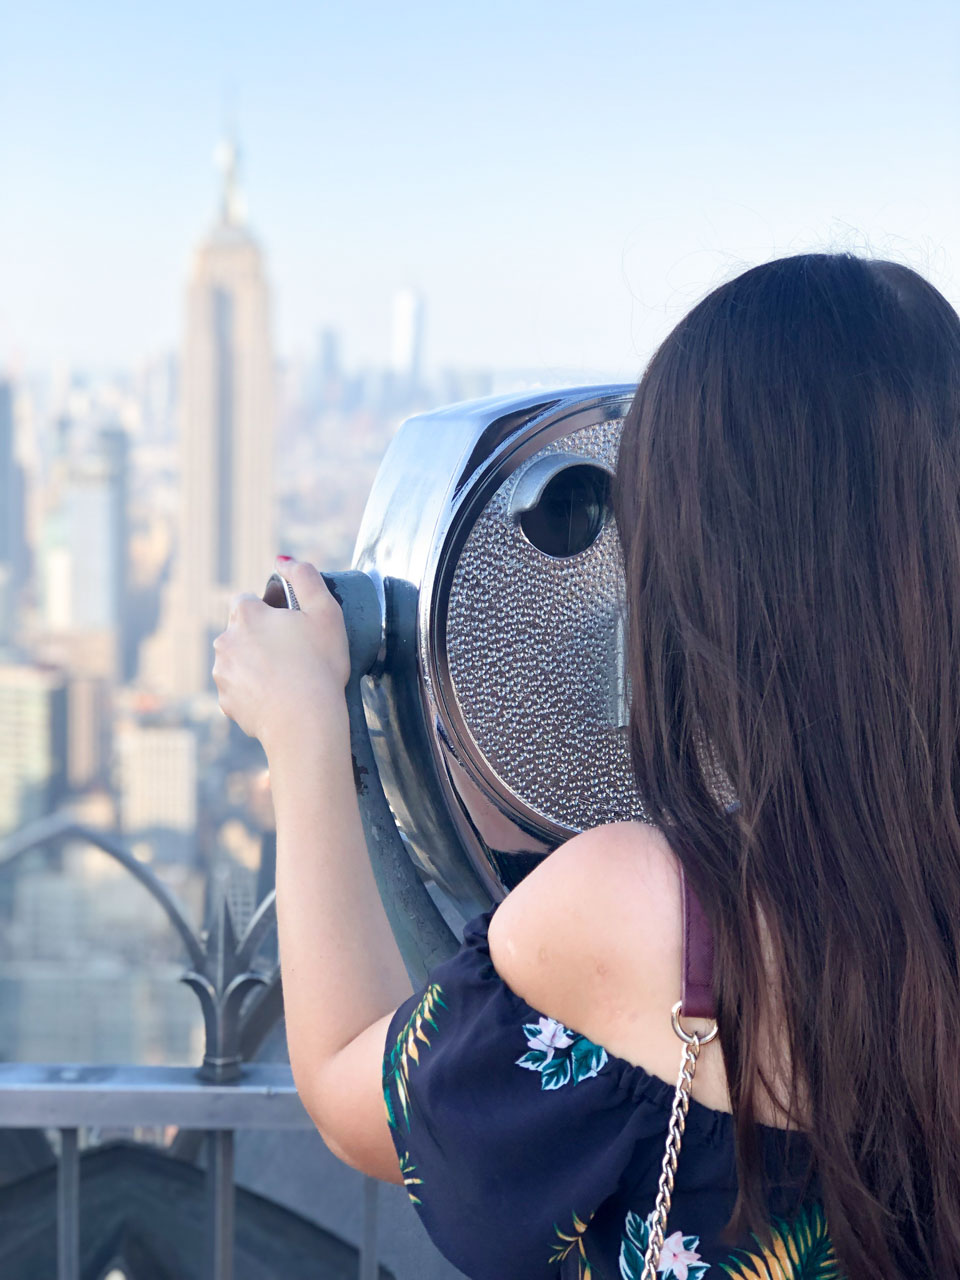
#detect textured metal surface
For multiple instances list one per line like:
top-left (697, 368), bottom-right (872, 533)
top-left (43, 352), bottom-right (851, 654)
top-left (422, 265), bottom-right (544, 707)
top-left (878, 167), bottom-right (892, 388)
top-left (443, 417), bottom-right (646, 834)
top-left (353, 386), bottom-right (644, 915)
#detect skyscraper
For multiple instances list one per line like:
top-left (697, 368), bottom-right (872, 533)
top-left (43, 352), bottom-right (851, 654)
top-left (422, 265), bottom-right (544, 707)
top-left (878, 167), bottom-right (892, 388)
top-left (143, 136), bottom-right (276, 699)
top-left (0, 380), bottom-right (27, 646)
top-left (389, 287), bottom-right (425, 395)
top-left (114, 720), bottom-right (198, 863)
top-left (36, 424), bottom-right (128, 683)
top-left (0, 382), bottom-right (14, 569)
top-left (0, 661), bottom-right (68, 837)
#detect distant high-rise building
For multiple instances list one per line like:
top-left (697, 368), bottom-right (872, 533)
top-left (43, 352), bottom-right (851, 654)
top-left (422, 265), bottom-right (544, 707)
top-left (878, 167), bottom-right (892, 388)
top-left (0, 381), bottom-right (15, 567)
top-left (0, 380), bottom-right (27, 645)
top-left (311, 327), bottom-right (343, 412)
top-left (0, 662), bottom-right (68, 837)
top-left (318, 327), bottom-right (341, 384)
top-left (389, 287), bottom-right (425, 393)
top-left (97, 426), bottom-right (132, 676)
top-left (137, 351), bottom-right (179, 445)
top-left (68, 428), bottom-right (128, 632)
top-left (65, 673), bottom-right (112, 791)
top-left (36, 425), bottom-right (129, 682)
top-left (114, 721), bottom-right (198, 863)
top-left (143, 135), bottom-right (275, 699)
top-left (0, 382), bottom-right (13, 648)
top-left (53, 413), bottom-right (72, 463)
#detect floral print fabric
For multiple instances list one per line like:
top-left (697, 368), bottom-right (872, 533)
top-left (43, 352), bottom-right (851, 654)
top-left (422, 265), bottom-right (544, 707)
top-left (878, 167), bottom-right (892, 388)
top-left (516, 1015), bottom-right (609, 1090)
top-left (381, 906), bottom-right (833, 1280)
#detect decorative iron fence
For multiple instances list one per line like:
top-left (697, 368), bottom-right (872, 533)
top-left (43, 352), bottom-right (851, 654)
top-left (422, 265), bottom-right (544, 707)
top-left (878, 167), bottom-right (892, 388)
top-left (0, 812), bottom-right (384, 1280)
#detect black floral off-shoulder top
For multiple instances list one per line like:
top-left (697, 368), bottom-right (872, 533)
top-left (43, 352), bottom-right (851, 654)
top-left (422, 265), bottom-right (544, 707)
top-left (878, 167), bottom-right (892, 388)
top-left (381, 906), bottom-right (839, 1280)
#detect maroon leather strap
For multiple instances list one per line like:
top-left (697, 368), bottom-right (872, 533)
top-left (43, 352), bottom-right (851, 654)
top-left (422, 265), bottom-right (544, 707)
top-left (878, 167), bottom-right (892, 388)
top-left (680, 864), bottom-right (716, 1020)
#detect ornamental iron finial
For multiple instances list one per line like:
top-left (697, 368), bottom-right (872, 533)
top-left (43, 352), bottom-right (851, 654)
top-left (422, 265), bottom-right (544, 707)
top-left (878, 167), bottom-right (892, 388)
top-left (182, 862), bottom-right (277, 1083)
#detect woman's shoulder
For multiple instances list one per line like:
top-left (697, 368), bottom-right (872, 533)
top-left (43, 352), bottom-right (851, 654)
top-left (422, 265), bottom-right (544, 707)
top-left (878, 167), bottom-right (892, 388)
top-left (487, 819), bottom-right (683, 1001)
top-left (489, 815), bottom-right (680, 932)
top-left (484, 820), bottom-right (729, 1106)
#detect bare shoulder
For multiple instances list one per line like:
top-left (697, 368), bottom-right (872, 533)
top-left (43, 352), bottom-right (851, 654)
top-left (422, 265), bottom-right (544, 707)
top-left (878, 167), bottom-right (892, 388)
top-left (485, 821), bottom-right (733, 1109)
top-left (486, 821), bottom-right (685, 1050)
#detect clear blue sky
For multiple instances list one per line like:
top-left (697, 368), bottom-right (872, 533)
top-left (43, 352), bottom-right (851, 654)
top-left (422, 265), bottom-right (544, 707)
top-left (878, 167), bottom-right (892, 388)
top-left (2, 0), bottom-right (958, 379)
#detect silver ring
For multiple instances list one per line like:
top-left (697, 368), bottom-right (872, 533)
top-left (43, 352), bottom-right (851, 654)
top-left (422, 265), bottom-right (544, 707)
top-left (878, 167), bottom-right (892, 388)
top-left (670, 1000), bottom-right (719, 1045)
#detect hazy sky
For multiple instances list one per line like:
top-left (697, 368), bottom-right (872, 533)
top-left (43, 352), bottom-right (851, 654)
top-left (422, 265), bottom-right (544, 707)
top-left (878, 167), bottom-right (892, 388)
top-left (2, 0), bottom-right (958, 379)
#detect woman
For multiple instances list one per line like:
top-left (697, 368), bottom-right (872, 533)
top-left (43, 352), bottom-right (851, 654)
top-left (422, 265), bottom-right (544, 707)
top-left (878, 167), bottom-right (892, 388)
top-left (213, 252), bottom-right (960, 1278)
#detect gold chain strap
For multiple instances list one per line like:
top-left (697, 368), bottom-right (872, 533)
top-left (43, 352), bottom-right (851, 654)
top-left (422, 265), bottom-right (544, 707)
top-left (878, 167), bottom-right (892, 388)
top-left (640, 1001), bottom-right (719, 1280)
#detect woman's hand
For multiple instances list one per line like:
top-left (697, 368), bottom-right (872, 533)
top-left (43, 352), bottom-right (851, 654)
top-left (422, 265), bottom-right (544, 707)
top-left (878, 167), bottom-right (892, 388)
top-left (212, 555), bottom-right (351, 754)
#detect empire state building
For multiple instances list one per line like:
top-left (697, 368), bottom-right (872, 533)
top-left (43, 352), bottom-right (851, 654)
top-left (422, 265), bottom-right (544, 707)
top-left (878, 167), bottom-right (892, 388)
top-left (144, 138), bottom-right (275, 700)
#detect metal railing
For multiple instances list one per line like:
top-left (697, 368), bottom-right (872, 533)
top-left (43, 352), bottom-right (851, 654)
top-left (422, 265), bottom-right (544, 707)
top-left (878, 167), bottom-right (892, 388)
top-left (0, 1060), bottom-right (378, 1279)
top-left (0, 812), bottom-right (384, 1279)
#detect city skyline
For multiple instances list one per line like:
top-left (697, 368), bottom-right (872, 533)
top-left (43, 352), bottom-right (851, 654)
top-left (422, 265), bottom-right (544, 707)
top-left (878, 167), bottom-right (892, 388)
top-left (2, 1), bottom-right (958, 380)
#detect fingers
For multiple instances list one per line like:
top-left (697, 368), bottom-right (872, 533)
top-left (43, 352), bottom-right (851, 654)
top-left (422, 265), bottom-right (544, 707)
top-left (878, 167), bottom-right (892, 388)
top-left (227, 591), bottom-right (262, 625)
top-left (275, 557), bottom-right (338, 613)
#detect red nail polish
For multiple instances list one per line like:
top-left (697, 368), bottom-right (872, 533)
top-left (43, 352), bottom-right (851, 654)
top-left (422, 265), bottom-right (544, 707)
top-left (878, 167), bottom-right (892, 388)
top-left (277, 555), bottom-right (292, 561)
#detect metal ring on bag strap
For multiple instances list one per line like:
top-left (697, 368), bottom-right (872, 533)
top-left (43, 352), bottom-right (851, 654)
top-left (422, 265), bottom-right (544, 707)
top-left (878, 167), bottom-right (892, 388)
top-left (640, 865), bottom-right (718, 1280)
top-left (671, 1001), bottom-right (718, 1046)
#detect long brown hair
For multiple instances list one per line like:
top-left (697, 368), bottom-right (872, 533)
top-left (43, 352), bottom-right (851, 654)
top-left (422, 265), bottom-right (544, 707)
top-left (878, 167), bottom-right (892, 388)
top-left (612, 252), bottom-right (960, 1276)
